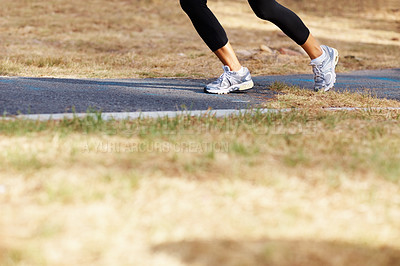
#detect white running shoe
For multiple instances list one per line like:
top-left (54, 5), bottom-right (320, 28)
top-left (310, 45), bottom-right (339, 92)
top-left (204, 66), bottom-right (254, 94)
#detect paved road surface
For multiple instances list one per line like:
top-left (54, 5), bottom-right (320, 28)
top-left (0, 69), bottom-right (399, 115)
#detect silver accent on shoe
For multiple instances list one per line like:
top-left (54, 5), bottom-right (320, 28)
top-left (204, 66), bottom-right (254, 94)
top-left (310, 45), bottom-right (339, 92)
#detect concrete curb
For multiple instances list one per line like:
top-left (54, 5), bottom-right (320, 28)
top-left (4, 107), bottom-right (400, 121)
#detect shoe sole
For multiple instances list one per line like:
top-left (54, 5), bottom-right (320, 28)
top-left (315, 48), bottom-right (339, 92)
top-left (205, 80), bottom-right (254, 95)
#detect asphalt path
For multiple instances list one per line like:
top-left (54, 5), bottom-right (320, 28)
top-left (0, 68), bottom-right (399, 115)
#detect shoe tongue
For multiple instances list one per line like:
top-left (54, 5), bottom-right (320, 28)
top-left (223, 65), bottom-right (231, 72)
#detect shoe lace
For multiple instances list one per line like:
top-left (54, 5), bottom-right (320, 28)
top-left (216, 69), bottom-right (234, 85)
top-left (311, 63), bottom-right (324, 83)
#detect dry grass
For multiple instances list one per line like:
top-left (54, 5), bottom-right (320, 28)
top-left (0, 0), bottom-right (399, 78)
top-left (265, 82), bottom-right (400, 109)
top-left (1, 108), bottom-right (400, 265)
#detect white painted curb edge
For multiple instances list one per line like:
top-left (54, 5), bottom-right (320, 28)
top-left (3, 107), bottom-right (400, 121)
top-left (7, 109), bottom-right (286, 121)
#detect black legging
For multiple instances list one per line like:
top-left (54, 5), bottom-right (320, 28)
top-left (180, 0), bottom-right (310, 52)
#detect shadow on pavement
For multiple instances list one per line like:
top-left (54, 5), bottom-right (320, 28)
top-left (20, 77), bottom-right (205, 93)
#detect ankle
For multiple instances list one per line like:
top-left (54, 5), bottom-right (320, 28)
top-left (311, 48), bottom-right (326, 63)
top-left (309, 46), bottom-right (323, 60)
top-left (229, 66), bottom-right (242, 72)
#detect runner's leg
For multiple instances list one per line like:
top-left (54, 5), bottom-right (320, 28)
top-left (180, 0), bottom-right (228, 52)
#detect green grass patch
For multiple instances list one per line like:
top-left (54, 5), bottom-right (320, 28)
top-left (1, 107), bottom-right (400, 183)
